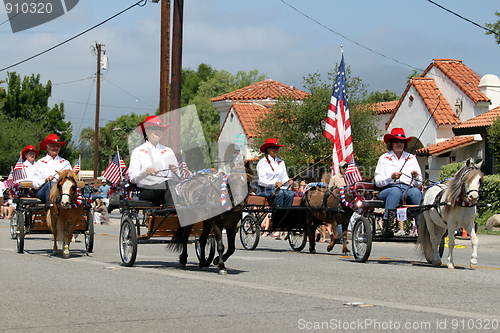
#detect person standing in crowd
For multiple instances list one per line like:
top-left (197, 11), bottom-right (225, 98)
top-left (128, 115), bottom-right (179, 206)
top-left (374, 128), bottom-right (423, 236)
top-left (97, 180), bottom-right (111, 206)
top-left (33, 134), bottom-right (71, 203)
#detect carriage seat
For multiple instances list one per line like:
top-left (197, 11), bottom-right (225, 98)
top-left (247, 195), bottom-right (302, 207)
top-left (121, 199), bottom-right (155, 208)
top-left (19, 197), bottom-right (42, 206)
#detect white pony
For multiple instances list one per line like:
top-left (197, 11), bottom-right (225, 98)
top-left (417, 158), bottom-right (483, 269)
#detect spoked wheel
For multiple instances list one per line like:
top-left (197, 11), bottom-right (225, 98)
top-left (352, 216), bottom-right (373, 263)
top-left (10, 211), bottom-right (19, 239)
top-left (85, 211), bottom-right (94, 253)
top-left (195, 235), bottom-right (216, 264)
top-left (288, 229), bottom-right (306, 251)
top-left (16, 213), bottom-right (25, 254)
top-left (239, 214), bottom-right (260, 250)
top-left (120, 217), bottom-right (138, 267)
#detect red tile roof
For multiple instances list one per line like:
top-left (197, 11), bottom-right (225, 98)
top-left (386, 77), bottom-right (460, 128)
top-left (422, 59), bottom-right (490, 104)
top-left (371, 101), bottom-right (398, 115)
top-left (210, 79), bottom-right (309, 102)
top-left (453, 106), bottom-right (500, 130)
top-left (220, 102), bottom-right (270, 139)
top-left (415, 136), bottom-right (477, 156)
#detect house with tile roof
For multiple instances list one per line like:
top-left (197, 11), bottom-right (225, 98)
top-left (211, 79), bottom-right (309, 172)
top-left (386, 59), bottom-right (500, 180)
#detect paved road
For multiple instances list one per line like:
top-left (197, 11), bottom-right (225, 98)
top-left (1, 212), bottom-right (500, 332)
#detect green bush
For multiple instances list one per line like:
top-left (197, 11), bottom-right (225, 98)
top-left (438, 162), bottom-right (463, 180)
top-left (477, 174), bottom-right (500, 225)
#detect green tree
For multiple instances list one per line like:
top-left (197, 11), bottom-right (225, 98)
top-left (254, 68), bottom-right (382, 180)
top-left (78, 113), bottom-right (147, 172)
top-left (365, 90), bottom-right (400, 104)
top-left (487, 114), bottom-right (500, 167)
top-left (485, 12), bottom-right (500, 44)
top-left (0, 113), bottom-right (47, 175)
top-left (0, 72), bottom-right (71, 141)
top-left (0, 72), bottom-right (72, 173)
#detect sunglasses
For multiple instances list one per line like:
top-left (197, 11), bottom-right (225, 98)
top-left (341, 165), bottom-right (348, 169)
top-left (268, 146), bottom-right (281, 149)
top-left (147, 126), bottom-right (164, 132)
top-left (391, 139), bottom-right (406, 144)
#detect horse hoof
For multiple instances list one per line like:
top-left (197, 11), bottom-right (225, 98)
top-left (63, 252), bottom-right (70, 259)
top-left (470, 263), bottom-right (477, 270)
top-left (218, 269), bottom-right (228, 275)
top-left (447, 264), bottom-right (455, 269)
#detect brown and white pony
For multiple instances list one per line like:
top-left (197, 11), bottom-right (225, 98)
top-left (302, 184), bottom-right (355, 254)
top-left (46, 169), bottom-right (84, 258)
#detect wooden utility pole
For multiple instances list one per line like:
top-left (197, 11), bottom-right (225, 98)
top-left (93, 43), bottom-right (104, 179)
top-left (169, 0), bottom-right (183, 153)
top-left (159, 0), bottom-right (170, 116)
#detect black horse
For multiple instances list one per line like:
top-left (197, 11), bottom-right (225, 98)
top-left (169, 161), bottom-right (254, 275)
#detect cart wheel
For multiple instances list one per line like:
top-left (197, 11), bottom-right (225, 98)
top-left (195, 236), bottom-right (216, 264)
top-left (352, 216), bottom-right (372, 263)
top-left (85, 211), bottom-right (94, 253)
top-left (288, 229), bottom-right (306, 251)
top-left (16, 213), bottom-right (25, 253)
top-left (10, 211), bottom-right (19, 239)
top-left (239, 214), bottom-right (260, 250)
top-left (120, 217), bottom-right (138, 267)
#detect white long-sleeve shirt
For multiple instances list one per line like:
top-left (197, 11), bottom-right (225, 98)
top-left (32, 154), bottom-right (71, 189)
top-left (128, 141), bottom-right (179, 188)
top-left (374, 150), bottom-right (422, 188)
top-left (256, 156), bottom-right (290, 188)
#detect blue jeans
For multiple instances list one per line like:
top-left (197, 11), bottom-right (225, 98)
top-left (36, 181), bottom-right (55, 204)
top-left (256, 186), bottom-right (295, 206)
top-left (377, 184), bottom-right (422, 220)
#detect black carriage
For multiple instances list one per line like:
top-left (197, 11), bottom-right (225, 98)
top-left (349, 182), bottom-right (446, 263)
top-left (239, 195), bottom-right (309, 251)
top-left (10, 181), bottom-right (94, 254)
top-left (118, 197), bottom-right (216, 267)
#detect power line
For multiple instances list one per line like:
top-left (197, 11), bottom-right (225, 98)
top-left (0, 0), bottom-right (148, 72)
top-left (102, 78), bottom-right (158, 109)
top-left (279, 0), bottom-right (422, 72)
top-left (426, 0), bottom-right (500, 37)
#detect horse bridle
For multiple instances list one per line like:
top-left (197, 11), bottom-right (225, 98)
top-left (56, 175), bottom-right (78, 204)
top-left (459, 166), bottom-right (482, 205)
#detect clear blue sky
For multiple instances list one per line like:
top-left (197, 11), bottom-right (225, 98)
top-left (0, 0), bottom-right (499, 141)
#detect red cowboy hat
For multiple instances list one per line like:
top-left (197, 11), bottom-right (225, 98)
top-left (21, 145), bottom-right (40, 160)
top-left (383, 128), bottom-right (413, 144)
top-left (260, 138), bottom-right (284, 153)
top-left (136, 115), bottom-right (169, 135)
top-left (40, 134), bottom-right (67, 151)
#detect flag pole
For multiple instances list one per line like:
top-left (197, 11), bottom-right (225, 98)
top-left (116, 145), bottom-right (123, 182)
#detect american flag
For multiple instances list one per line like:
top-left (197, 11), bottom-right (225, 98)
top-left (178, 154), bottom-right (192, 181)
top-left (102, 153), bottom-right (125, 184)
top-left (13, 156), bottom-right (27, 182)
top-left (73, 156), bottom-right (81, 172)
top-left (344, 158), bottom-right (363, 186)
top-left (324, 52), bottom-right (354, 174)
top-left (3, 171), bottom-right (14, 188)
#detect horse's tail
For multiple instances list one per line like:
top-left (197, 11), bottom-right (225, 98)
top-left (415, 213), bottom-right (433, 260)
top-left (167, 224), bottom-right (192, 252)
